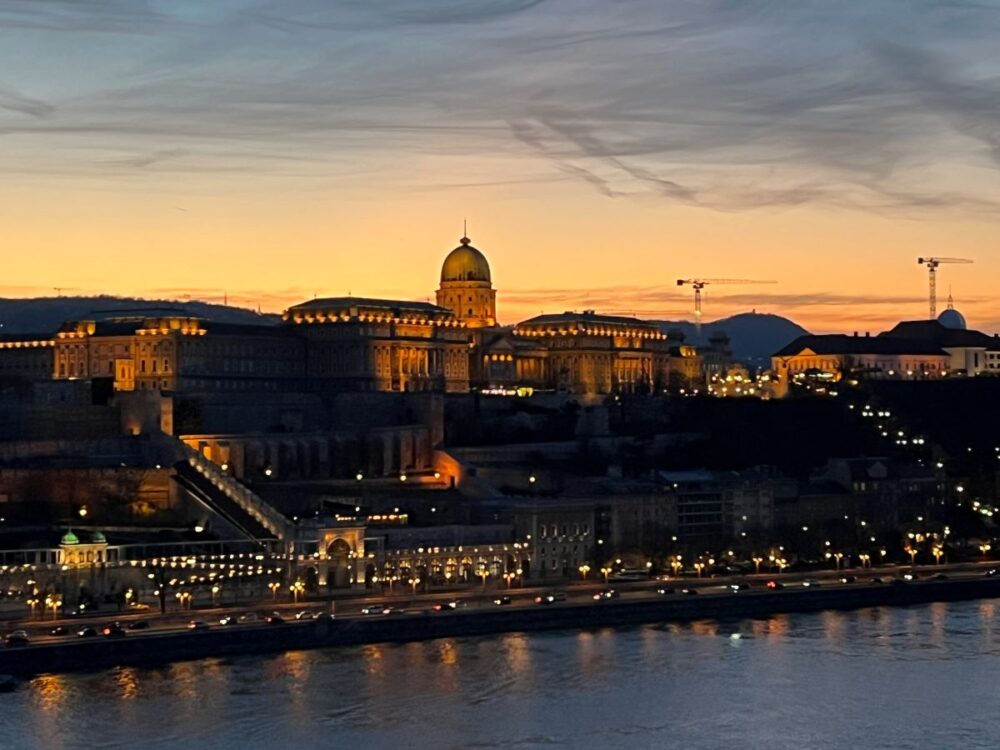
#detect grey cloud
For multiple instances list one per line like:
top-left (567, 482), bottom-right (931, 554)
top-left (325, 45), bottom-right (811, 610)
top-left (0, 86), bottom-right (54, 118)
top-left (3, 0), bottom-right (1000, 216)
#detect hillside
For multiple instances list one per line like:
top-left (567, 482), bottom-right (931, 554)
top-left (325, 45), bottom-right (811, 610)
top-left (0, 296), bottom-right (278, 334)
top-left (655, 312), bottom-right (809, 364)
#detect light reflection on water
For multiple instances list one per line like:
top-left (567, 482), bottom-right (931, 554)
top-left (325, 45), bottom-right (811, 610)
top-left (2, 601), bottom-right (1000, 750)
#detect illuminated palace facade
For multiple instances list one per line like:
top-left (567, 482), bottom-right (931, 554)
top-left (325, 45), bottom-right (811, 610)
top-left (0, 236), bottom-right (701, 397)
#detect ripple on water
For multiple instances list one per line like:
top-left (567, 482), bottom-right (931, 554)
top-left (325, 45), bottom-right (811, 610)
top-left (1, 601), bottom-right (999, 750)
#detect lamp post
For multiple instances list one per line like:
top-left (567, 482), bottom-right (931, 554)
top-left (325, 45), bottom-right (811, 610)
top-left (980, 543), bottom-right (991, 559)
top-left (26, 597), bottom-right (39, 619)
top-left (578, 564), bottom-right (591, 580)
top-left (478, 568), bottom-right (490, 589)
top-left (290, 580), bottom-right (305, 603)
top-left (932, 547), bottom-right (944, 565)
top-left (693, 562), bottom-right (705, 578)
top-left (752, 556), bottom-right (763, 574)
top-left (858, 553), bottom-right (871, 569)
top-left (906, 546), bottom-right (918, 566)
top-left (600, 566), bottom-right (612, 584)
top-left (408, 577), bottom-right (420, 595)
top-left (268, 581), bottom-right (280, 600)
top-left (670, 555), bottom-right (682, 576)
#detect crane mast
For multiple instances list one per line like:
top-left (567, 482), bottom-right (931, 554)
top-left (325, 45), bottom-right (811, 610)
top-left (917, 257), bottom-right (972, 318)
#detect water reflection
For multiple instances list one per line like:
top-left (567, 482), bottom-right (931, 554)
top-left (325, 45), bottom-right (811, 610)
top-left (4, 601), bottom-right (1000, 750)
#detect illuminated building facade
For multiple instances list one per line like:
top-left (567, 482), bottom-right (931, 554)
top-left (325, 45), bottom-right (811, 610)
top-left (0, 235), bottom-right (709, 399)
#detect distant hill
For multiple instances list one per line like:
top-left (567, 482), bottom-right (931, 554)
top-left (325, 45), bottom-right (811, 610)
top-left (0, 296), bottom-right (279, 335)
top-left (654, 312), bottom-right (809, 364)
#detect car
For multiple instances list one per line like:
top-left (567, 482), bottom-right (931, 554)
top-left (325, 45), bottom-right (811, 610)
top-left (127, 620), bottom-right (150, 630)
top-left (4, 630), bottom-right (29, 647)
top-left (839, 576), bottom-right (856, 584)
top-left (729, 583), bottom-right (749, 592)
top-left (127, 603), bottom-right (151, 611)
top-left (77, 626), bottom-right (98, 638)
top-left (237, 613), bottom-right (259, 624)
top-left (870, 577), bottom-right (885, 584)
top-left (219, 615), bottom-right (236, 626)
top-left (902, 573), bottom-right (916, 581)
top-left (655, 587), bottom-right (675, 595)
top-left (985, 568), bottom-right (999, 577)
top-left (266, 613), bottom-right (285, 625)
top-left (765, 580), bottom-right (784, 590)
top-left (294, 610), bottom-right (313, 620)
top-left (187, 620), bottom-right (209, 631)
top-left (361, 605), bottom-right (384, 615)
top-left (680, 588), bottom-right (699, 596)
top-left (493, 596), bottom-right (512, 606)
top-left (534, 592), bottom-right (567, 605)
top-left (50, 626), bottom-right (69, 636)
top-left (592, 590), bottom-right (619, 601)
top-left (930, 573), bottom-right (949, 581)
top-left (312, 611), bottom-right (334, 621)
top-left (801, 580), bottom-right (821, 588)
top-left (102, 623), bottom-right (127, 638)
top-left (380, 606), bottom-right (405, 615)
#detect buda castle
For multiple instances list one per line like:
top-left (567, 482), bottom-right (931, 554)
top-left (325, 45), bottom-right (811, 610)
top-left (0, 236), bottom-right (703, 399)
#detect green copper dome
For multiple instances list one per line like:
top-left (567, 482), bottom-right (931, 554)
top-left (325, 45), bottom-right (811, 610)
top-left (60, 530), bottom-right (80, 546)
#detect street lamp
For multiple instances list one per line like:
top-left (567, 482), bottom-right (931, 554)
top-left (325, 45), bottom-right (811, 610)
top-left (980, 543), bottom-right (992, 558)
top-left (290, 580), bottom-right (305, 603)
top-left (670, 555), bottom-right (683, 576)
top-left (932, 547), bottom-right (944, 565)
top-left (26, 597), bottom-right (39, 619)
top-left (906, 546), bottom-right (918, 566)
top-left (858, 553), bottom-right (871, 569)
top-left (578, 564), bottom-right (591, 580)
top-left (478, 568), bottom-right (490, 589)
top-left (693, 562), bottom-right (705, 578)
top-left (752, 556), bottom-right (763, 574)
top-left (408, 577), bottom-right (420, 595)
top-left (268, 581), bottom-right (281, 600)
top-left (503, 572), bottom-right (515, 588)
top-left (600, 566), bottom-right (612, 584)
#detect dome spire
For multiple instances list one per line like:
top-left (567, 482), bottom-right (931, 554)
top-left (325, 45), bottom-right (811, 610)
top-left (460, 218), bottom-right (470, 245)
top-left (947, 286), bottom-right (955, 310)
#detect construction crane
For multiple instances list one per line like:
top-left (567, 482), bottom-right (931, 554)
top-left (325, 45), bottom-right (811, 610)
top-left (676, 278), bottom-right (776, 337)
top-left (917, 257), bottom-right (973, 318)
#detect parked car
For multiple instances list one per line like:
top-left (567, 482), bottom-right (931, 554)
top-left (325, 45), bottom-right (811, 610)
top-left (102, 623), bottom-right (127, 638)
top-left (4, 630), bottom-right (29, 647)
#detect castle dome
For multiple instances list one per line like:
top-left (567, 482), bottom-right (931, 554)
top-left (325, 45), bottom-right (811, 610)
top-left (440, 236), bottom-right (491, 283)
top-left (60, 530), bottom-right (79, 546)
top-left (937, 308), bottom-right (967, 330)
top-left (937, 292), bottom-right (967, 330)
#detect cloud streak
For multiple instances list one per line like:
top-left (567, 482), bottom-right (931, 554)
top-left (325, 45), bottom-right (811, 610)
top-left (0, 1), bottom-right (999, 215)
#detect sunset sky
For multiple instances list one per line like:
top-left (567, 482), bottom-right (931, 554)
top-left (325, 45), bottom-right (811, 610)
top-left (2, 1), bottom-right (1000, 333)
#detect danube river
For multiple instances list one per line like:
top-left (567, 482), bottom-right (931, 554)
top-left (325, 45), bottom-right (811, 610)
top-left (3, 600), bottom-right (1000, 749)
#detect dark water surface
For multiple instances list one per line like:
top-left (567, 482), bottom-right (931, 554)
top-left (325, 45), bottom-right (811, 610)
top-left (3, 601), bottom-right (1000, 749)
